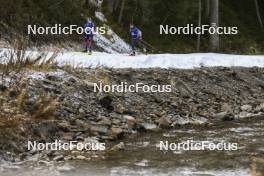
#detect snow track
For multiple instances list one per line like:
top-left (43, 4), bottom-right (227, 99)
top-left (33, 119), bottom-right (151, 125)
top-left (56, 52), bottom-right (264, 69)
top-left (1, 48), bottom-right (263, 69)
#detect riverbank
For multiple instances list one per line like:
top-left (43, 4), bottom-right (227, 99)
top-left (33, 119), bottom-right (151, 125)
top-left (1, 116), bottom-right (264, 176)
top-left (1, 67), bottom-right (264, 165)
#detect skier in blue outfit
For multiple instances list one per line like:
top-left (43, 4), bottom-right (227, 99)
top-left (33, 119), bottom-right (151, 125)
top-left (83, 18), bottom-right (95, 54)
top-left (130, 24), bottom-right (145, 56)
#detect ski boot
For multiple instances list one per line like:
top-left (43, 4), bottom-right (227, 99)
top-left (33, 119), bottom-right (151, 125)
top-left (130, 51), bottom-right (136, 56)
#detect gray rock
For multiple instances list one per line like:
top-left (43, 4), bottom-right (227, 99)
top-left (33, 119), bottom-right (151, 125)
top-left (99, 95), bottom-right (113, 111)
top-left (62, 132), bottom-right (74, 141)
top-left (0, 84), bottom-right (7, 91)
top-left (213, 112), bottom-right (234, 121)
top-left (236, 111), bottom-right (261, 119)
top-left (191, 116), bottom-right (208, 124)
top-left (171, 116), bottom-right (190, 126)
top-left (109, 127), bottom-right (124, 139)
top-left (98, 116), bottom-right (112, 126)
top-left (110, 142), bottom-right (125, 151)
top-left (240, 105), bottom-right (252, 112)
top-left (221, 103), bottom-right (233, 113)
top-left (75, 136), bottom-right (85, 141)
top-left (53, 155), bottom-right (64, 161)
top-left (124, 115), bottom-right (137, 124)
top-left (90, 125), bottom-right (109, 135)
top-left (57, 163), bottom-right (75, 172)
top-left (78, 108), bottom-right (85, 114)
top-left (2, 165), bottom-right (21, 170)
top-left (141, 123), bottom-right (158, 131)
top-left (255, 103), bottom-right (264, 112)
top-left (76, 155), bottom-right (86, 160)
top-left (158, 116), bottom-right (172, 128)
top-left (38, 160), bottom-right (51, 166)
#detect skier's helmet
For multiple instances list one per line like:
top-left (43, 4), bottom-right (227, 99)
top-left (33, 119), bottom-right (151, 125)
top-left (87, 17), bottom-right (92, 22)
top-left (130, 24), bottom-right (134, 28)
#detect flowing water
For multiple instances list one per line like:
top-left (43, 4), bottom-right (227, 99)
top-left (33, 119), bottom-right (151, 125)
top-left (1, 117), bottom-right (264, 176)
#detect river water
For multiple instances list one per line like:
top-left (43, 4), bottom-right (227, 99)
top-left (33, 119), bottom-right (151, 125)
top-left (1, 117), bottom-right (264, 176)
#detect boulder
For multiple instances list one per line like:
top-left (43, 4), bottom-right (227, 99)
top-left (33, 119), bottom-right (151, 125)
top-left (110, 142), bottom-right (125, 151)
top-left (90, 125), bottom-right (109, 135)
top-left (109, 127), bottom-right (124, 139)
top-left (141, 123), bottom-right (159, 131)
top-left (213, 112), bottom-right (234, 121)
top-left (53, 155), bottom-right (64, 161)
top-left (240, 105), bottom-right (252, 112)
top-left (255, 103), bottom-right (264, 112)
top-left (124, 115), bottom-right (137, 125)
top-left (158, 116), bottom-right (172, 128)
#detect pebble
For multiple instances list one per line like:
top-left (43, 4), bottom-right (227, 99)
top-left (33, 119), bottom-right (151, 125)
top-left (76, 155), bottom-right (86, 160)
top-left (241, 105), bottom-right (253, 112)
top-left (53, 155), bottom-right (64, 161)
top-left (110, 142), bottom-right (125, 151)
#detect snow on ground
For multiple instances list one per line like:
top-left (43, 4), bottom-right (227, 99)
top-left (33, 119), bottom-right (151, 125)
top-left (93, 11), bottom-right (131, 54)
top-left (56, 52), bottom-right (264, 69)
top-left (94, 11), bottom-right (131, 54)
top-left (94, 28), bottom-right (131, 54)
top-left (1, 48), bottom-right (263, 69)
top-left (95, 11), bottom-right (107, 23)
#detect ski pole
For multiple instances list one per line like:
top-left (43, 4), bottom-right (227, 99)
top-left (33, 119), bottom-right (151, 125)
top-left (140, 39), bottom-right (159, 52)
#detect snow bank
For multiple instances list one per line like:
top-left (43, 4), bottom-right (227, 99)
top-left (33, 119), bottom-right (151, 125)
top-left (1, 48), bottom-right (263, 69)
top-left (95, 11), bottom-right (107, 23)
top-left (94, 28), bottom-right (131, 54)
top-left (56, 52), bottom-right (264, 69)
top-left (93, 12), bottom-right (131, 54)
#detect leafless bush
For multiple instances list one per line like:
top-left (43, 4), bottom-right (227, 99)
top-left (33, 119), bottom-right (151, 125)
top-left (0, 34), bottom-right (59, 82)
top-left (251, 157), bottom-right (264, 176)
top-left (16, 85), bottom-right (60, 120)
top-left (0, 34), bottom-right (61, 125)
top-left (16, 79), bottom-right (28, 110)
top-left (31, 94), bottom-right (60, 120)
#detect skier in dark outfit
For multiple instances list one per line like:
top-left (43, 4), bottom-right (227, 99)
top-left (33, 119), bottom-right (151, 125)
top-left (130, 24), bottom-right (145, 56)
top-left (83, 18), bottom-right (95, 54)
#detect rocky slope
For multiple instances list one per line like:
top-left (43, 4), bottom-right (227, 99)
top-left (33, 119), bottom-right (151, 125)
top-left (1, 67), bottom-right (264, 162)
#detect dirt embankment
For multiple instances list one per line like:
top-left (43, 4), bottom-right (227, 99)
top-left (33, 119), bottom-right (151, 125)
top-left (1, 67), bottom-right (264, 161)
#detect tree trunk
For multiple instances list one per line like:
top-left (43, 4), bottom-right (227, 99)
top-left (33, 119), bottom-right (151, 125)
top-left (138, 0), bottom-right (151, 24)
top-left (107, 0), bottom-right (115, 13)
top-left (254, 0), bottom-right (263, 29)
top-left (197, 0), bottom-right (202, 51)
top-left (114, 0), bottom-right (120, 11)
top-left (206, 0), bottom-right (210, 19)
top-left (209, 0), bottom-right (219, 52)
top-left (118, 0), bottom-right (125, 24)
top-left (85, 0), bottom-right (89, 7)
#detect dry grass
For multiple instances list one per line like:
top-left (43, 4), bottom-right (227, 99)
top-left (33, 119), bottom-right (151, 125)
top-left (250, 157), bottom-right (264, 176)
top-left (16, 79), bottom-right (28, 110)
top-left (15, 82), bottom-right (60, 120)
top-left (31, 94), bottom-right (60, 120)
top-left (0, 95), bottom-right (60, 128)
top-left (0, 80), bottom-right (61, 128)
top-left (0, 38), bottom-right (62, 127)
top-left (0, 34), bottom-right (59, 82)
top-left (0, 115), bottom-right (29, 128)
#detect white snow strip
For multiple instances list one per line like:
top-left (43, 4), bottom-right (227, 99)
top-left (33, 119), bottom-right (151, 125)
top-left (94, 27), bottom-right (131, 54)
top-left (95, 11), bottom-right (107, 22)
top-left (56, 52), bottom-right (264, 69)
top-left (1, 48), bottom-right (264, 69)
